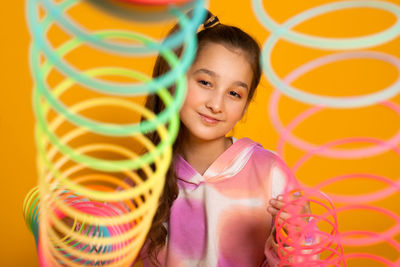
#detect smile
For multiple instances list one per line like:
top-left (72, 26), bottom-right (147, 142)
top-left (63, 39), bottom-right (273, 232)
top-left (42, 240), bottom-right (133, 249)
top-left (198, 113), bottom-right (220, 124)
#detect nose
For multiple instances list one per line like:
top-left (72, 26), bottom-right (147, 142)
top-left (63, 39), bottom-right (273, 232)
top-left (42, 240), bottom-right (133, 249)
top-left (205, 89), bottom-right (224, 113)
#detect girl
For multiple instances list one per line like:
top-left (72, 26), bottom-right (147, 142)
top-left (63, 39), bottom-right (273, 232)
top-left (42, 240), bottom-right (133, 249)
top-left (140, 10), bottom-right (312, 267)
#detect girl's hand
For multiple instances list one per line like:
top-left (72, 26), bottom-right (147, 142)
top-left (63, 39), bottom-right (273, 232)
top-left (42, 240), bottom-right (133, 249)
top-left (264, 193), bottom-right (311, 265)
top-left (266, 192), bottom-right (319, 265)
top-left (267, 192), bottom-right (312, 248)
top-left (267, 193), bottom-right (311, 231)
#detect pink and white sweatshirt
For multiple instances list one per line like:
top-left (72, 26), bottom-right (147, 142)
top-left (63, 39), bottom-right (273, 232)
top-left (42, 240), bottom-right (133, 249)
top-left (140, 137), bottom-right (296, 267)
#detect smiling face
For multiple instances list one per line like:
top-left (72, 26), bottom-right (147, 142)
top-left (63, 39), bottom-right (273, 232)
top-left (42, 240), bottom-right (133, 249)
top-left (179, 42), bottom-right (254, 142)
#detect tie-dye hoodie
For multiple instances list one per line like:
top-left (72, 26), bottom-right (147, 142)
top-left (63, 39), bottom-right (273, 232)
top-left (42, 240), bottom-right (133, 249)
top-left (140, 137), bottom-right (295, 267)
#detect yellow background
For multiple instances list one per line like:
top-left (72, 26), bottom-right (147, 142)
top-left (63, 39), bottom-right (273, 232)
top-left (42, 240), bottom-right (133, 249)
top-left (1, 0), bottom-right (400, 266)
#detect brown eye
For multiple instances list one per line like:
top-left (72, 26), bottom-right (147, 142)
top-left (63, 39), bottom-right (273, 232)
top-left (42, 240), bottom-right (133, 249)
top-left (198, 80), bottom-right (211, 87)
top-left (229, 90), bottom-right (241, 99)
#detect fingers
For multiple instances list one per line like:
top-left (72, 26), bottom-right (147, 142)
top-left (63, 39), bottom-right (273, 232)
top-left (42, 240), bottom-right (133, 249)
top-left (267, 207), bottom-right (304, 230)
top-left (267, 205), bottom-right (291, 221)
top-left (268, 198), bottom-right (304, 215)
top-left (267, 194), bottom-right (312, 229)
top-left (269, 198), bottom-right (285, 209)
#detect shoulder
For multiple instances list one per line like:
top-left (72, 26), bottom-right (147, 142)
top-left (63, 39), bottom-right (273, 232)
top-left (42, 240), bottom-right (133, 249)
top-left (234, 137), bottom-right (296, 197)
top-left (245, 139), bottom-right (298, 197)
top-left (233, 136), bottom-right (282, 166)
top-left (236, 136), bottom-right (296, 174)
top-left (231, 136), bottom-right (294, 177)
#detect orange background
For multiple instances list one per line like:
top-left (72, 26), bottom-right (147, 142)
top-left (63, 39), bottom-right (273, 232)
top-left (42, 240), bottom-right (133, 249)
top-left (1, 0), bottom-right (400, 266)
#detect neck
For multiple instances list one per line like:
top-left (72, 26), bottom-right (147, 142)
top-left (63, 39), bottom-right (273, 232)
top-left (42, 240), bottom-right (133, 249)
top-left (180, 130), bottom-right (232, 175)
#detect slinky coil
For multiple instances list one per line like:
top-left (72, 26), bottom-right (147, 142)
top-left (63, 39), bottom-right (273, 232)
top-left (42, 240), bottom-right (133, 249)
top-left (23, 0), bottom-right (206, 265)
top-left (254, 0), bottom-right (400, 108)
top-left (86, 0), bottom-right (200, 23)
top-left (268, 177), bottom-right (344, 266)
top-left (269, 51), bottom-right (400, 159)
top-left (116, 0), bottom-right (192, 5)
top-left (254, 0), bottom-right (400, 265)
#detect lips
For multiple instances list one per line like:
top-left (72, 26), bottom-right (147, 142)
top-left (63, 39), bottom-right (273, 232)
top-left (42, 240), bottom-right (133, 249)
top-left (198, 112), bottom-right (220, 124)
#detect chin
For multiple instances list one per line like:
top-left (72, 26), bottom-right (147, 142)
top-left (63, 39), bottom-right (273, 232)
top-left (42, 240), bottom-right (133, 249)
top-left (180, 114), bottom-right (231, 141)
top-left (184, 125), bottom-right (227, 142)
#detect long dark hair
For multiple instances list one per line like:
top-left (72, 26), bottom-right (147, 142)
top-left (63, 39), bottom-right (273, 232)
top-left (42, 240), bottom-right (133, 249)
top-left (141, 10), bottom-right (261, 266)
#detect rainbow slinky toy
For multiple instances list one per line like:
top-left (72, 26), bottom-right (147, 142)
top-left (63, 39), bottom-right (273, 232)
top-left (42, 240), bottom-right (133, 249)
top-left (253, 0), bottom-right (400, 265)
top-left (23, 0), bottom-right (206, 266)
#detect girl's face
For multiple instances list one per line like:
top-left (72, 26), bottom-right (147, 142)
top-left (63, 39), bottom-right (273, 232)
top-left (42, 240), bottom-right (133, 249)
top-left (179, 42), bottom-right (253, 141)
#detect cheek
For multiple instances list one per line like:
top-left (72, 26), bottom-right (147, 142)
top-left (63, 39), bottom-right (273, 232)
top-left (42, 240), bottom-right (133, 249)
top-left (181, 82), bottom-right (204, 109)
top-left (226, 102), bottom-right (247, 122)
top-left (179, 86), bottom-right (197, 118)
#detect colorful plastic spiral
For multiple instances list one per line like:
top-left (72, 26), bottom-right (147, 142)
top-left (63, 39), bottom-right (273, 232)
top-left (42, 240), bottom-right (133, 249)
top-left (253, 0), bottom-right (400, 265)
top-left (23, 0), bottom-right (206, 266)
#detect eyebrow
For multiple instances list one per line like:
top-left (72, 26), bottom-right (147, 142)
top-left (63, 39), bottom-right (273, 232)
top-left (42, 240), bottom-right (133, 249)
top-left (192, 68), bottom-right (249, 91)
